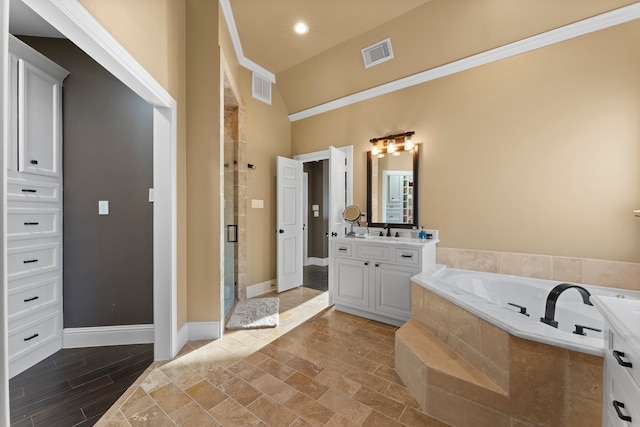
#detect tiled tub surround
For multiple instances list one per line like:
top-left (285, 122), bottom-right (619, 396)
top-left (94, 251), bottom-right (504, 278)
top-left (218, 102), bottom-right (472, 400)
top-left (397, 283), bottom-right (605, 427)
top-left (436, 247), bottom-right (640, 292)
top-left (396, 250), bottom-right (640, 427)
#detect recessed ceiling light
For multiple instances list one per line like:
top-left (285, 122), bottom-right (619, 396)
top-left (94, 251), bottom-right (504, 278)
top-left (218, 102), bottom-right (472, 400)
top-left (293, 22), bottom-right (309, 35)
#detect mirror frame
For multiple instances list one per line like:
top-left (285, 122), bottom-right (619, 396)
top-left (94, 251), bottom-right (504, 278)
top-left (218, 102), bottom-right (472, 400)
top-left (366, 145), bottom-right (419, 229)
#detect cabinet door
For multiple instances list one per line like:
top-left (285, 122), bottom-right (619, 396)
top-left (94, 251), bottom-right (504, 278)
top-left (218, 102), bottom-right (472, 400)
top-left (374, 263), bottom-right (418, 320)
top-left (334, 258), bottom-right (370, 309)
top-left (18, 59), bottom-right (62, 177)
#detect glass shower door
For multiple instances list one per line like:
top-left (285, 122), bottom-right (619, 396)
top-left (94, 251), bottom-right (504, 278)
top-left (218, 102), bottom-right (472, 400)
top-left (223, 109), bottom-right (238, 316)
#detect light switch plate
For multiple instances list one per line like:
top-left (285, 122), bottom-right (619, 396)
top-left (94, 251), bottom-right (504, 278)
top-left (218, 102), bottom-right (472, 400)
top-left (98, 200), bottom-right (109, 215)
top-left (312, 204), bottom-right (319, 211)
top-left (251, 199), bottom-right (264, 209)
top-left (313, 211), bottom-right (319, 217)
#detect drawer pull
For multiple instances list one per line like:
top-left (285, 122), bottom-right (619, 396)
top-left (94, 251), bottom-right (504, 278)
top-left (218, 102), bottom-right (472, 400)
top-left (613, 400), bottom-right (632, 422)
top-left (21, 189), bottom-right (37, 193)
top-left (23, 259), bottom-right (38, 264)
top-left (338, 247), bottom-right (347, 251)
top-left (23, 333), bottom-right (39, 342)
top-left (23, 296), bottom-right (39, 302)
top-left (30, 159), bottom-right (38, 165)
top-left (23, 222), bottom-right (40, 226)
top-left (400, 254), bottom-right (413, 258)
top-left (613, 350), bottom-right (633, 368)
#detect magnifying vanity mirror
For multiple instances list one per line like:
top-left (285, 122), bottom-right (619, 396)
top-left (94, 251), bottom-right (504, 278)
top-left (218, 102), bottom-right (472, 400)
top-left (343, 205), bottom-right (362, 236)
top-left (366, 145), bottom-right (419, 228)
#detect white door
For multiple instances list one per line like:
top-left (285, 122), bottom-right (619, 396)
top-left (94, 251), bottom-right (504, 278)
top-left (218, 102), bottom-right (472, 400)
top-left (277, 156), bottom-right (303, 292)
top-left (328, 146), bottom-right (347, 238)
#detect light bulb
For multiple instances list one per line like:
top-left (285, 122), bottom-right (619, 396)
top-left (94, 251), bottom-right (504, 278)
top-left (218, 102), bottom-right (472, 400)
top-left (404, 137), bottom-right (414, 151)
top-left (293, 22), bottom-right (309, 34)
top-left (372, 145), bottom-right (379, 156)
top-left (387, 140), bottom-right (396, 153)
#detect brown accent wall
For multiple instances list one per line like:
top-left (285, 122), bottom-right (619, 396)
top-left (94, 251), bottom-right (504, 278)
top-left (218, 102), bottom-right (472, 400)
top-left (78, 0), bottom-right (189, 326)
top-left (304, 160), bottom-right (329, 258)
top-left (292, 20), bottom-right (640, 263)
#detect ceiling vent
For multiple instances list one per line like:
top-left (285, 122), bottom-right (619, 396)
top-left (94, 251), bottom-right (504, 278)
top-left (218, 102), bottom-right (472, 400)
top-left (252, 72), bottom-right (272, 105)
top-left (361, 38), bottom-right (394, 69)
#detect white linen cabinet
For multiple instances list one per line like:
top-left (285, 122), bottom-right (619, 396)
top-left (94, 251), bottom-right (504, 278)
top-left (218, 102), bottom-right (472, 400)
top-left (6, 35), bottom-right (69, 378)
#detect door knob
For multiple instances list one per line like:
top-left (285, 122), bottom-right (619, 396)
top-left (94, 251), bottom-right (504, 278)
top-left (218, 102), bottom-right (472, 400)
top-left (278, 229), bottom-right (284, 234)
top-left (331, 232), bottom-right (337, 237)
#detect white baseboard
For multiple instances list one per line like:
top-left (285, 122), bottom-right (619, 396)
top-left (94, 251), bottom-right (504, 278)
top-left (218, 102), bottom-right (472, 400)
top-left (307, 257), bottom-right (328, 267)
top-left (63, 324), bottom-right (154, 348)
top-left (246, 279), bottom-right (276, 298)
top-left (186, 321), bottom-right (221, 341)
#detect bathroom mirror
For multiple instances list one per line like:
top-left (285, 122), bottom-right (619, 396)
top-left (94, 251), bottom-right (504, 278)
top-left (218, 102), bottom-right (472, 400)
top-left (367, 145), bottom-right (419, 228)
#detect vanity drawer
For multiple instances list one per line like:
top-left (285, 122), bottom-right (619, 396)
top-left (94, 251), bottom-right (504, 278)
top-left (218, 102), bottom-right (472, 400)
top-left (394, 248), bottom-right (420, 265)
top-left (608, 327), bottom-right (640, 390)
top-left (605, 355), bottom-right (640, 425)
top-left (334, 242), bottom-right (353, 257)
top-left (8, 311), bottom-right (60, 362)
top-left (357, 244), bottom-right (389, 261)
top-left (8, 278), bottom-right (59, 322)
top-left (7, 243), bottom-right (59, 281)
top-left (7, 178), bottom-right (59, 203)
top-left (7, 208), bottom-right (59, 240)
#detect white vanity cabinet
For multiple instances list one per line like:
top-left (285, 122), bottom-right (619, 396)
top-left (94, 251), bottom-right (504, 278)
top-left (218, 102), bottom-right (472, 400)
top-left (330, 236), bottom-right (437, 326)
top-left (6, 35), bottom-right (68, 378)
top-left (592, 296), bottom-right (640, 427)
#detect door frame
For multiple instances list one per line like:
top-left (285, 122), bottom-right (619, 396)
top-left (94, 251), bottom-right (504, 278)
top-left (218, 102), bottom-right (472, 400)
top-left (294, 146), bottom-right (353, 269)
top-left (1, 4), bottom-right (178, 418)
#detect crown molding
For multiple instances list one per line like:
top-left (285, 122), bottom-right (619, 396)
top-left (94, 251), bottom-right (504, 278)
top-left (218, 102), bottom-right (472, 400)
top-left (219, 0), bottom-right (275, 83)
top-left (289, 2), bottom-right (640, 122)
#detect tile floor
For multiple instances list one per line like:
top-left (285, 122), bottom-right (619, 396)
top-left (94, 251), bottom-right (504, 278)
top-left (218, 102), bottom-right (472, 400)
top-left (96, 287), bottom-right (449, 426)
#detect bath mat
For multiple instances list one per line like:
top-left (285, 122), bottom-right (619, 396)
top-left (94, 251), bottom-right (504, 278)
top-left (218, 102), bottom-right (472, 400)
top-left (226, 297), bottom-right (279, 330)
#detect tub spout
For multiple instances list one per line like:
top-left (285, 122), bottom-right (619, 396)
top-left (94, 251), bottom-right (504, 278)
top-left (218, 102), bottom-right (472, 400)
top-left (540, 283), bottom-right (592, 328)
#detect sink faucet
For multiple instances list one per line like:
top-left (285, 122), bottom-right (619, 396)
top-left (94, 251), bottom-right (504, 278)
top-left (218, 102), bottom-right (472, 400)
top-left (384, 224), bottom-right (391, 237)
top-left (540, 283), bottom-right (592, 328)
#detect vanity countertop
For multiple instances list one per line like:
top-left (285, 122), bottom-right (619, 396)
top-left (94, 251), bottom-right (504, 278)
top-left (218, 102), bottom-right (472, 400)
top-left (592, 295), bottom-right (640, 355)
top-left (331, 235), bottom-right (439, 247)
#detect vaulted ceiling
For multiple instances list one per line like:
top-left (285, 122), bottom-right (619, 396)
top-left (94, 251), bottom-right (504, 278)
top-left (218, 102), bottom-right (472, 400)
top-left (228, 0), bottom-right (430, 75)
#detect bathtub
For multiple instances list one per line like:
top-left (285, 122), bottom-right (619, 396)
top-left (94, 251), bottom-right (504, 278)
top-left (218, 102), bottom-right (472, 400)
top-left (411, 265), bottom-right (640, 356)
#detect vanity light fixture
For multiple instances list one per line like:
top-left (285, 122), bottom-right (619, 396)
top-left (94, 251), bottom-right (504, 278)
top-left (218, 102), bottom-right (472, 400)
top-left (369, 131), bottom-right (416, 155)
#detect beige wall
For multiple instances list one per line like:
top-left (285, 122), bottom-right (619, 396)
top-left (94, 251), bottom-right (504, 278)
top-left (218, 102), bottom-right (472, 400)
top-left (292, 20), bottom-right (640, 263)
top-left (77, 0), bottom-right (189, 325)
top-left (278, 0), bottom-right (637, 114)
top-left (185, 0), bottom-right (221, 322)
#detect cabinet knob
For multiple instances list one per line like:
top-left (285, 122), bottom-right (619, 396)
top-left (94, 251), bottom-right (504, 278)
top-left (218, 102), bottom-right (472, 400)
top-left (364, 262), bottom-right (369, 266)
top-left (375, 263), bottom-right (380, 267)
top-left (30, 159), bottom-right (38, 165)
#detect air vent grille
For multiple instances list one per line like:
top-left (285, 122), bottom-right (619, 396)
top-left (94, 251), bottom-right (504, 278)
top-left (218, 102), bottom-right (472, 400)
top-left (361, 38), bottom-right (394, 69)
top-left (252, 72), bottom-right (272, 105)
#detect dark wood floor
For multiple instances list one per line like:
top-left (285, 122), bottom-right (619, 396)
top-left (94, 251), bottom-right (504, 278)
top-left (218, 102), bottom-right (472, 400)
top-left (9, 344), bottom-right (153, 427)
top-left (303, 265), bottom-right (328, 291)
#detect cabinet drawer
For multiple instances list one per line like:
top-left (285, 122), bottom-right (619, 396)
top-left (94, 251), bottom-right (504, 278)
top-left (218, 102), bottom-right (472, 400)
top-left (605, 355), bottom-right (640, 425)
top-left (7, 244), bottom-right (59, 281)
top-left (7, 179), bottom-right (60, 203)
top-left (609, 328), bottom-right (640, 389)
top-left (8, 311), bottom-right (60, 361)
top-left (334, 242), bottom-right (352, 257)
top-left (394, 248), bottom-right (420, 265)
top-left (357, 244), bottom-right (389, 261)
top-left (7, 208), bottom-right (59, 241)
top-left (8, 278), bottom-right (59, 323)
